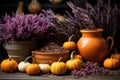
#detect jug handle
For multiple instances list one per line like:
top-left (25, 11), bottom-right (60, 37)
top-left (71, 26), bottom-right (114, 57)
top-left (107, 37), bottom-right (114, 53)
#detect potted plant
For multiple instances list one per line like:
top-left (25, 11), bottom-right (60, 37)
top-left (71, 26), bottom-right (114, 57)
top-left (0, 13), bottom-right (50, 62)
top-left (66, 0), bottom-right (120, 62)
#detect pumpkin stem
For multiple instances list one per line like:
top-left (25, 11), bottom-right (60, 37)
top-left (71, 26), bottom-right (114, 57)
top-left (58, 57), bottom-right (62, 62)
top-left (8, 57), bottom-right (12, 61)
top-left (68, 35), bottom-right (74, 41)
top-left (24, 56), bottom-right (32, 62)
top-left (71, 50), bottom-right (76, 59)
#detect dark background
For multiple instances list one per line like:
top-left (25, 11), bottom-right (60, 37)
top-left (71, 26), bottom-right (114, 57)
top-left (0, 0), bottom-right (119, 16)
top-left (0, 0), bottom-right (84, 16)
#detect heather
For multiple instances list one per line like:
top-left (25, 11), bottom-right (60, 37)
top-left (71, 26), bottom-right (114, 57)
top-left (0, 13), bottom-right (50, 43)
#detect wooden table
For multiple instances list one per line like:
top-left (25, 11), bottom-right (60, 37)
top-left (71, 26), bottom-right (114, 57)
top-left (0, 68), bottom-right (120, 80)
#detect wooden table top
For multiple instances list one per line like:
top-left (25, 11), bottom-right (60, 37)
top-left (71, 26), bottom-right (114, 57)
top-left (0, 68), bottom-right (120, 80)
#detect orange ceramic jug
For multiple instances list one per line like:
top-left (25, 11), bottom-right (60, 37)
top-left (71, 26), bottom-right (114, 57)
top-left (77, 29), bottom-right (114, 62)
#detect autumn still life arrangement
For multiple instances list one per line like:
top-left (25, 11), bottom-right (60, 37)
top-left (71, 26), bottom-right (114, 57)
top-left (0, 0), bottom-right (120, 79)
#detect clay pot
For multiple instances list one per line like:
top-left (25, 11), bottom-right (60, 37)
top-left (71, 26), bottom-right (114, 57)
top-left (77, 29), bottom-right (114, 62)
top-left (32, 50), bottom-right (69, 65)
top-left (4, 41), bottom-right (37, 62)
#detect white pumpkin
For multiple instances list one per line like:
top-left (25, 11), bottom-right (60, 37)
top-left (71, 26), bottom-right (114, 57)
top-left (39, 64), bottom-right (50, 73)
top-left (18, 61), bottom-right (30, 72)
top-left (18, 56), bottom-right (31, 72)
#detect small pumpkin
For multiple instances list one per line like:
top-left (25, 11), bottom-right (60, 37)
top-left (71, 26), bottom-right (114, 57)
top-left (103, 58), bottom-right (120, 69)
top-left (66, 51), bottom-right (83, 71)
top-left (0, 58), bottom-right (18, 73)
top-left (26, 63), bottom-right (40, 75)
top-left (73, 54), bottom-right (82, 60)
top-left (18, 56), bottom-right (32, 72)
top-left (111, 53), bottom-right (120, 61)
top-left (39, 64), bottom-right (50, 73)
top-left (50, 57), bottom-right (67, 75)
top-left (63, 35), bottom-right (76, 50)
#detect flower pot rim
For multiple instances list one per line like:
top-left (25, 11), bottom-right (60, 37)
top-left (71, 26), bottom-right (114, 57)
top-left (6, 40), bottom-right (36, 44)
top-left (80, 28), bottom-right (103, 32)
top-left (32, 50), bottom-right (69, 55)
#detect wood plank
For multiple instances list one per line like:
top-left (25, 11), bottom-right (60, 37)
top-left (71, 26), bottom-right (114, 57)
top-left (0, 69), bottom-right (120, 80)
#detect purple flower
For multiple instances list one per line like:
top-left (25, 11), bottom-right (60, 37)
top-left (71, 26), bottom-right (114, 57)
top-left (0, 13), bottom-right (50, 43)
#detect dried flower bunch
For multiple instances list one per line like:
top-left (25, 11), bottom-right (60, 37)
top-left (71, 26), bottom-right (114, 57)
top-left (67, 1), bottom-right (96, 30)
top-left (42, 9), bottom-right (81, 44)
top-left (67, 0), bottom-right (120, 38)
top-left (0, 13), bottom-right (50, 43)
top-left (85, 0), bottom-right (120, 38)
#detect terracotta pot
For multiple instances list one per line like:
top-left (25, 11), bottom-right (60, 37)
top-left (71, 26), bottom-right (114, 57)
top-left (32, 50), bottom-right (69, 65)
top-left (77, 29), bottom-right (114, 62)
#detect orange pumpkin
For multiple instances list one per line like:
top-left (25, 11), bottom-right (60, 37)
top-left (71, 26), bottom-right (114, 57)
top-left (63, 35), bottom-right (76, 50)
top-left (66, 51), bottom-right (83, 71)
top-left (111, 53), bottom-right (120, 61)
top-left (26, 63), bottom-right (40, 75)
top-left (73, 54), bottom-right (82, 60)
top-left (0, 58), bottom-right (18, 73)
top-left (103, 58), bottom-right (119, 69)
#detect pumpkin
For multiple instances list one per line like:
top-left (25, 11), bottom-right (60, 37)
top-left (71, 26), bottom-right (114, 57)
top-left (0, 58), bottom-right (18, 73)
top-left (63, 35), bottom-right (76, 50)
top-left (73, 54), bottom-right (82, 60)
top-left (103, 58), bottom-right (120, 69)
top-left (111, 53), bottom-right (120, 61)
top-left (39, 64), bottom-right (50, 73)
top-left (18, 56), bottom-right (32, 72)
top-left (49, 0), bottom-right (63, 4)
top-left (66, 51), bottom-right (83, 71)
top-left (26, 63), bottom-right (40, 75)
top-left (50, 57), bottom-right (67, 75)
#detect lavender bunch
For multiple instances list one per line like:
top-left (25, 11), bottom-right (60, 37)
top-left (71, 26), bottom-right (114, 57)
top-left (67, 1), bottom-right (96, 30)
top-left (42, 9), bottom-right (81, 44)
top-left (0, 13), bottom-right (50, 43)
top-left (85, 0), bottom-right (120, 38)
top-left (67, 0), bottom-right (120, 38)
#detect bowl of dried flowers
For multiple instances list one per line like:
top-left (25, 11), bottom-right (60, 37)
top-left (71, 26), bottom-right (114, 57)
top-left (32, 42), bottom-right (69, 64)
